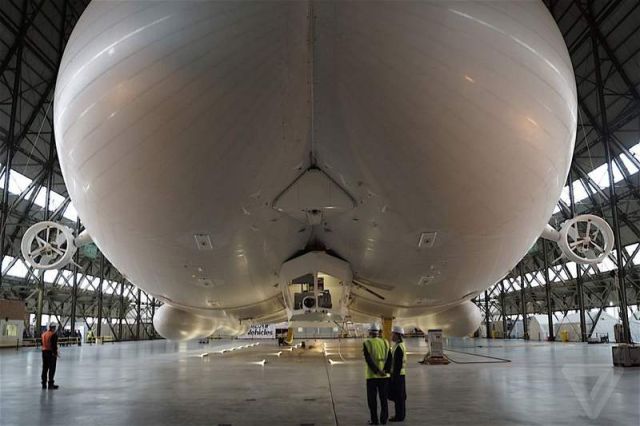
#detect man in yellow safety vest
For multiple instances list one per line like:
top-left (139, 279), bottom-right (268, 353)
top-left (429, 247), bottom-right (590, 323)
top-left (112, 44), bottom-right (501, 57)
top-left (389, 326), bottom-right (407, 422)
top-left (363, 323), bottom-right (392, 425)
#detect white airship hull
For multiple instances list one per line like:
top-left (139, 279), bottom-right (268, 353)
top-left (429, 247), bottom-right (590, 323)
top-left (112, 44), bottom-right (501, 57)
top-left (53, 1), bottom-right (576, 338)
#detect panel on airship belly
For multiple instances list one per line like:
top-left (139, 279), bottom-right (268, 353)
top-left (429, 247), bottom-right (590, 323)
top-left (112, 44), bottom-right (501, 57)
top-left (312, 1), bottom-right (576, 308)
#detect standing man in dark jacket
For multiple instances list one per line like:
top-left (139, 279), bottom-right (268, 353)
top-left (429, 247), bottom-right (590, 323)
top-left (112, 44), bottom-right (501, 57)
top-left (363, 323), bottom-right (392, 425)
top-left (389, 326), bottom-right (407, 422)
top-left (41, 323), bottom-right (59, 389)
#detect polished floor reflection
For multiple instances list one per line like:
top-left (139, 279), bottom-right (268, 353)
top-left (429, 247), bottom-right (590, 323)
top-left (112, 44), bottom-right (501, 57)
top-left (1, 338), bottom-right (639, 425)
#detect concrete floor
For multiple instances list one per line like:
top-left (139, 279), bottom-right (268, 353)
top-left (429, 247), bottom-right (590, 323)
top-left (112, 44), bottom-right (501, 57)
top-left (1, 338), bottom-right (639, 426)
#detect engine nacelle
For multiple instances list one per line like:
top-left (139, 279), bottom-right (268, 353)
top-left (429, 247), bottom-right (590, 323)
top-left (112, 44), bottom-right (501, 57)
top-left (21, 221), bottom-right (94, 270)
top-left (397, 301), bottom-right (482, 337)
top-left (21, 221), bottom-right (77, 270)
top-left (153, 305), bottom-right (218, 341)
top-left (541, 214), bottom-right (614, 264)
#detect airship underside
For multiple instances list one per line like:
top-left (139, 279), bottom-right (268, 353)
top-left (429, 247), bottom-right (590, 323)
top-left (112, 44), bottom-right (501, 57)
top-left (48, 1), bottom-right (579, 339)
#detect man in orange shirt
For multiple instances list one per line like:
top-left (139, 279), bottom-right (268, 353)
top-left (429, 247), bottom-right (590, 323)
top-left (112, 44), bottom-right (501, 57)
top-left (41, 323), bottom-right (59, 389)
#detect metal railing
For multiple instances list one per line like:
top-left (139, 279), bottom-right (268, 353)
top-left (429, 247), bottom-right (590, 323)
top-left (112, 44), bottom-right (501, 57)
top-left (20, 337), bottom-right (81, 348)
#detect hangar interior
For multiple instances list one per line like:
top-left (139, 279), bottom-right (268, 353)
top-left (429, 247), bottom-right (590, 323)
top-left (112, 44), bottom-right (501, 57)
top-left (1, 1), bottom-right (640, 426)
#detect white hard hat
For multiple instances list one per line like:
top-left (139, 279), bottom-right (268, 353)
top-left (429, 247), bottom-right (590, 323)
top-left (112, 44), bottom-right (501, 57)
top-left (392, 326), bottom-right (405, 335)
top-left (369, 323), bottom-right (381, 332)
top-left (48, 322), bottom-right (57, 328)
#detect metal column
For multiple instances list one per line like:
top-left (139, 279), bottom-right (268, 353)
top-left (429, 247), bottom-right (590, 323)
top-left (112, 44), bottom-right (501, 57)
top-left (96, 253), bottom-right (104, 337)
top-left (35, 86), bottom-right (58, 337)
top-left (500, 280), bottom-right (507, 339)
top-left (0, 0), bottom-right (27, 289)
top-left (484, 291), bottom-right (491, 338)
top-left (118, 280), bottom-right (125, 341)
top-left (382, 317), bottom-right (393, 342)
top-left (591, 27), bottom-right (632, 344)
top-left (541, 240), bottom-right (555, 341)
top-left (35, 271), bottom-right (44, 336)
top-left (519, 263), bottom-right (528, 340)
top-left (567, 169), bottom-right (587, 342)
top-left (150, 298), bottom-right (156, 338)
top-left (135, 288), bottom-right (141, 340)
top-left (69, 218), bottom-right (81, 334)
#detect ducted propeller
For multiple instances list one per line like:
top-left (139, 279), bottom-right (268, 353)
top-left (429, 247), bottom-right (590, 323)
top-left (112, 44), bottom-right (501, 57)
top-left (541, 214), bottom-right (614, 265)
top-left (21, 221), bottom-right (91, 270)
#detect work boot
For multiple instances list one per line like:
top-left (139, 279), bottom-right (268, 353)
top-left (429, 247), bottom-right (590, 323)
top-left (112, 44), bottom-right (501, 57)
top-left (48, 383), bottom-right (59, 390)
top-left (41, 383), bottom-right (46, 389)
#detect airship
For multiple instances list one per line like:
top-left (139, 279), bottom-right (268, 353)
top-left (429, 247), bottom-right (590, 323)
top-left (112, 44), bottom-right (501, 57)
top-left (21, 1), bottom-right (614, 340)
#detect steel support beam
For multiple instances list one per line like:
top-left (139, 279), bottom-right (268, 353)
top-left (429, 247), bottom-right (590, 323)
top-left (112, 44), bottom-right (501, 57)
top-left (96, 253), bottom-right (104, 337)
top-left (542, 240), bottom-right (555, 341)
top-left (0, 0), bottom-right (44, 77)
top-left (484, 290), bottom-right (490, 338)
top-left (568, 169), bottom-right (587, 342)
top-left (500, 280), bottom-right (507, 339)
top-left (34, 270), bottom-right (44, 336)
top-left (69, 218), bottom-right (81, 334)
top-left (519, 264), bottom-right (528, 340)
top-left (150, 297), bottom-right (156, 338)
top-left (591, 24), bottom-right (632, 344)
top-left (0, 0), bottom-right (27, 289)
top-left (42, 0), bottom-right (66, 225)
top-left (118, 280), bottom-right (125, 341)
top-left (135, 288), bottom-right (141, 340)
top-left (578, 1), bottom-right (640, 103)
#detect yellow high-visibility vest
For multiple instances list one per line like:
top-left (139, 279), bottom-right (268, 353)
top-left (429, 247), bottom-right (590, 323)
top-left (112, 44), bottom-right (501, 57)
top-left (391, 341), bottom-right (407, 376)
top-left (364, 337), bottom-right (390, 379)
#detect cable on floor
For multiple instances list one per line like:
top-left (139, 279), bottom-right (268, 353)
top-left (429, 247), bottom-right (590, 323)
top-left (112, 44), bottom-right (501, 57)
top-left (323, 349), bottom-right (340, 426)
top-left (443, 348), bottom-right (511, 364)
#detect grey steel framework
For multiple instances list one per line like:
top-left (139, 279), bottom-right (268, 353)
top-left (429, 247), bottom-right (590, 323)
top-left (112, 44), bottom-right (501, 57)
top-left (0, 0), bottom-right (159, 339)
top-left (476, 1), bottom-right (640, 344)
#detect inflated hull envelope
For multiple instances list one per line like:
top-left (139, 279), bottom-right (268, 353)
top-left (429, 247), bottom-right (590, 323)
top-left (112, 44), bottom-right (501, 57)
top-left (54, 1), bottom-right (576, 338)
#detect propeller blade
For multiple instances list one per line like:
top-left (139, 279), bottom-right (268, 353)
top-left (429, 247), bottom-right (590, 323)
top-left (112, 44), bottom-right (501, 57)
top-left (55, 228), bottom-right (67, 245)
top-left (31, 246), bottom-right (47, 257)
top-left (591, 243), bottom-right (605, 254)
top-left (567, 222), bottom-right (579, 240)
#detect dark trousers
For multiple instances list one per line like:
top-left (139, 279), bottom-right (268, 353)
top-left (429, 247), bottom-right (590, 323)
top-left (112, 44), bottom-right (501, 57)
top-left (366, 378), bottom-right (389, 424)
top-left (389, 375), bottom-right (406, 421)
top-left (41, 351), bottom-right (57, 385)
